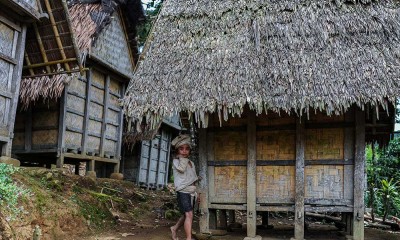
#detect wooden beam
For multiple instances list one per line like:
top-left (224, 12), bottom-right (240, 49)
top-left (207, 122), bottom-right (216, 230)
top-left (246, 111), bottom-right (257, 238)
top-left (198, 128), bottom-right (209, 233)
top-left (353, 108), bottom-right (365, 240)
top-left (22, 58), bottom-right (77, 69)
top-left (99, 76), bottom-right (110, 157)
top-left (294, 117), bottom-right (305, 240)
top-left (115, 83), bottom-right (125, 159)
top-left (81, 70), bottom-right (92, 155)
top-left (56, 90), bottom-right (67, 167)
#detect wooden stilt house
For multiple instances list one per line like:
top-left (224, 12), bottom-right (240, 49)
top-left (0, 0), bottom-right (40, 157)
top-left (122, 1), bottom-right (400, 239)
top-left (13, 0), bottom-right (144, 177)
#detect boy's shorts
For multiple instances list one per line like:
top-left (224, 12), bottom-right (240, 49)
top-left (177, 191), bottom-right (193, 213)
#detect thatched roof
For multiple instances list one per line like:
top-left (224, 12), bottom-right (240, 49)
top-left (123, 0), bottom-right (400, 129)
top-left (20, 0), bottom-right (144, 107)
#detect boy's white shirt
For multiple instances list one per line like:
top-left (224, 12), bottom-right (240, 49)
top-left (173, 157), bottom-right (198, 193)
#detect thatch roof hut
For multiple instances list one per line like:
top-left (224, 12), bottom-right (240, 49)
top-left (123, 0), bottom-right (400, 127)
top-left (20, 0), bottom-right (144, 107)
top-left (0, 0), bottom-right (41, 158)
top-left (13, 0), bottom-right (144, 177)
top-left (122, 1), bottom-right (400, 240)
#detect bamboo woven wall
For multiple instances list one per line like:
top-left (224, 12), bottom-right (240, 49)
top-left (208, 110), bottom-right (351, 205)
top-left (91, 11), bottom-right (134, 77)
top-left (31, 101), bottom-right (59, 149)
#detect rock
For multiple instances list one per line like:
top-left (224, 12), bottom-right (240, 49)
top-left (0, 156), bottom-right (20, 167)
top-left (86, 171), bottom-right (96, 179)
top-left (110, 173), bottom-right (124, 180)
top-left (165, 209), bottom-right (181, 220)
top-left (209, 229), bottom-right (227, 236)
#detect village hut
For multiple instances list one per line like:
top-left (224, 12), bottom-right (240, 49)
top-left (0, 0), bottom-right (41, 158)
top-left (122, 1), bottom-right (400, 239)
top-left (12, 0), bottom-right (144, 177)
top-left (122, 115), bottom-right (182, 189)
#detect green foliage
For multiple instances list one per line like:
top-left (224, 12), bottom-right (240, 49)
top-left (137, 0), bottom-right (164, 48)
top-left (378, 179), bottom-right (400, 221)
top-left (365, 139), bottom-right (400, 221)
top-left (0, 163), bottom-right (30, 218)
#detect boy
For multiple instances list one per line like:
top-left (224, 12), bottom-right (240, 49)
top-left (170, 134), bottom-right (199, 240)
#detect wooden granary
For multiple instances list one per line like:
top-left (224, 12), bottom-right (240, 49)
top-left (122, 1), bottom-right (400, 239)
top-left (13, 0), bottom-right (144, 177)
top-left (0, 0), bottom-right (40, 157)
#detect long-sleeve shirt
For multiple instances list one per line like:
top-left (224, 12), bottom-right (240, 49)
top-left (172, 157), bottom-right (198, 193)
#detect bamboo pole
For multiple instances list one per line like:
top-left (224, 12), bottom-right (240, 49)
top-left (24, 53), bottom-right (35, 75)
top-left (43, 0), bottom-right (71, 72)
top-left (33, 23), bottom-right (52, 73)
top-left (23, 58), bottom-right (77, 69)
top-left (61, 0), bottom-right (83, 74)
top-left (22, 68), bottom-right (88, 78)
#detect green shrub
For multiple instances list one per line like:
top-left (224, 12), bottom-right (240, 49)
top-left (0, 163), bottom-right (30, 218)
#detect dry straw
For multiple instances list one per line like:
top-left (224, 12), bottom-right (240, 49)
top-left (122, 0), bottom-right (400, 129)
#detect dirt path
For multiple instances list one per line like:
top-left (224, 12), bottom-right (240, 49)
top-left (81, 216), bottom-right (400, 240)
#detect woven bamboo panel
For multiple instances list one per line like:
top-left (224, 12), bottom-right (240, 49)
top-left (68, 76), bottom-right (86, 95)
top-left (32, 111), bottom-right (58, 128)
top-left (104, 139), bottom-right (116, 154)
top-left (305, 165), bottom-right (344, 199)
top-left (0, 59), bottom-right (10, 92)
top-left (106, 124), bottom-right (118, 139)
top-left (92, 86), bottom-right (105, 104)
top-left (256, 166), bottom-right (295, 202)
top-left (214, 131), bottom-right (247, 160)
top-left (91, 69), bottom-right (105, 88)
top-left (0, 22), bottom-right (14, 57)
top-left (308, 111), bottom-right (344, 123)
top-left (88, 120), bottom-right (102, 135)
top-left (109, 78), bottom-right (121, 96)
top-left (107, 109), bottom-right (119, 124)
top-left (65, 112), bottom-right (83, 130)
top-left (66, 94), bottom-right (85, 112)
top-left (65, 131), bottom-right (82, 148)
top-left (305, 128), bottom-right (344, 160)
top-left (92, 12), bottom-right (134, 76)
top-left (256, 111), bottom-right (295, 126)
top-left (32, 130), bottom-right (57, 145)
top-left (256, 130), bottom-right (295, 160)
top-left (214, 166), bottom-right (247, 200)
top-left (13, 132), bottom-right (24, 146)
top-left (87, 136), bottom-right (100, 152)
top-left (109, 94), bottom-right (120, 108)
top-left (89, 102), bottom-right (104, 119)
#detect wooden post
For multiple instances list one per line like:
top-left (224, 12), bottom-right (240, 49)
top-left (99, 76), bottom-right (110, 157)
top-left (217, 210), bottom-right (227, 229)
top-left (344, 108), bottom-right (355, 235)
top-left (294, 117), bottom-right (305, 240)
top-left (246, 111), bottom-right (257, 238)
top-left (81, 70), bottom-right (92, 155)
top-left (198, 128), bottom-right (210, 233)
top-left (7, 25), bottom-right (27, 157)
top-left (353, 108), bottom-right (365, 240)
top-left (227, 210), bottom-right (235, 224)
top-left (57, 90), bottom-right (67, 168)
top-left (88, 159), bottom-right (95, 171)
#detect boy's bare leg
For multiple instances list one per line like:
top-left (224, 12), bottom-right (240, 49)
top-left (171, 215), bottom-right (185, 240)
top-left (184, 211), bottom-right (193, 240)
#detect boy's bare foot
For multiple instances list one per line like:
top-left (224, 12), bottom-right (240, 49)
top-left (170, 226), bottom-right (178, 240)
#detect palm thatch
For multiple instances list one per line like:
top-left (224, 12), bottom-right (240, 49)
top-left (123, 0), bottom-right (400, 129)
top-left (19, 73), bottom-right (75, 108)
top-left (20, 0), bottom-right (144, 108)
